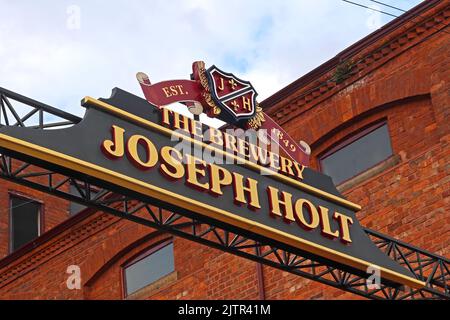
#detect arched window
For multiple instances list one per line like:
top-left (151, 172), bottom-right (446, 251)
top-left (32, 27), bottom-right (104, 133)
top-left (122, 240), bottom-right (175, 297)
top-left (319, 121), bottom-right (393, 186)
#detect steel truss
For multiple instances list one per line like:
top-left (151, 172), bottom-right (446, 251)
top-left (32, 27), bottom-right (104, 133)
top-left (0, 87), bottom-right (81, 129)
top-left (0, 87), bottom-right (448, 300)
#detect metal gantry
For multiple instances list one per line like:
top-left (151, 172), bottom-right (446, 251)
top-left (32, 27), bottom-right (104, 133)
top-left (0, 87), bottom-right (82, 129)
top-left (0, 87), bottom-right (448, 300)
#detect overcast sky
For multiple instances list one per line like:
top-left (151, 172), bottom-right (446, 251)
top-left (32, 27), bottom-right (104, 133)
top-left (0, 0), bottom-right (423, 124)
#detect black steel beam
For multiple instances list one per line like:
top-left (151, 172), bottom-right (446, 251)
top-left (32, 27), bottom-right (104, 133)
top-left (0, 87), bottom-right (82, 126)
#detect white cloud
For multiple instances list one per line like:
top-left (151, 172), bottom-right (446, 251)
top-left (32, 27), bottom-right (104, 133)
top-left (0, 0), bottom-right (423, 125)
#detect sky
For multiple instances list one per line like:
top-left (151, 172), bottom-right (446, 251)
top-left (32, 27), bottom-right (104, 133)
top-left (0, 0), bottom-right (424, 125)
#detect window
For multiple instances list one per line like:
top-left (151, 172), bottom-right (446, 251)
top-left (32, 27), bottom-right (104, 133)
top-left (123, 241), bottom-right (174, 296)
top-left (320, 122), bottom-right (393, 185)
top-left (10, 196), bottom-right (42, 252)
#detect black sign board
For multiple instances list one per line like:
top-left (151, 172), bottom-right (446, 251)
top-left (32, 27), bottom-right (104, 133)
top-left (0, 88), bottom-right (423, 289)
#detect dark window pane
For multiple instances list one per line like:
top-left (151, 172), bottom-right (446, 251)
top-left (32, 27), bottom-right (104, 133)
top-left (321, 124), bottom-right (393, 185)
top-left (69, 183), bottom-right (100, 215)
top-left (69, 184), bottom-right (87, 215)
top-left (11, 197), bottom-right (41, 252)
top-left (124, 243), bottom-right (174, 295)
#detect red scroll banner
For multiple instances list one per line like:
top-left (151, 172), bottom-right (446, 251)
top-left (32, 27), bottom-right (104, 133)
top-left (136, 73), bottom-right (203, 107)
top-left (259, 115), bottom-right (310, 167)
top-left (136, 63), bottom-right (310, 167)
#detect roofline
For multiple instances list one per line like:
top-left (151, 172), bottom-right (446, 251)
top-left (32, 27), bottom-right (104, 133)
top-left (260, 0), bottom-right (443, 109)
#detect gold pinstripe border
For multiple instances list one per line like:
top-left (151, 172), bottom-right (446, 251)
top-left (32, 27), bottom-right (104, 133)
top-left (0, 134), bottom-right (424, 289)
top-left (82, 97), bottom-right (362, 212)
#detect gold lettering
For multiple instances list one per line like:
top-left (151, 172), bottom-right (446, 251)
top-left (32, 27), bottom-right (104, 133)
top-left (334, 212), bottom-right (354, 244)
top-left (294, 199), bottom-right (320, 230)
top-left (218, 78), bottom-right (225, 91)
top-left (267, 186), bottom-right (294, 221)
top-left (248, 143), bottom-right (269, 165)
top-left (229, 79), bottom-right (238, 90)
top-left (162, 87), bottom-right (172, 98)
top-left (233, 173), bottom-right (261, 209)
top-left (101, 125), bottom-right (125, 159)
top-left (280, 157), bottom-right (295, 177)
top-left (126, 135), bottom-right (158, 170)
top-left (190, 119), bottom-right (204, 139)
top-left (161, 108), bottom-right (172, 126)
top-left (319, 206), bottom-right (340, 239)
top-left (268, 151), bottom-right (281, 171)
top-left (237, 139), bottom-right (250, 159)
top-left (162, 85), bottom-right (186, 98)
top-left (185, 154), bottom-right (209, 190)
top-left (231, 100), bottom-right (239, 111)
top-left (160, 146), bottom-right (185, 180)
top-left (242, 96), bottom-right (251, 111)
top-left (170, 86), bottom-right (179, 96)
top-left (206, 128), bottom-right (224, 146)
top-left (223, 132), bottom-right (239, 153)
top-left (175, 85), bottom-right (185, 95)
top-left (173, 112), bottom-right (191, 133)
top-left (293, 161), bottom-right (306, 180)
top-left (209, 163), bottom-right (233, 196)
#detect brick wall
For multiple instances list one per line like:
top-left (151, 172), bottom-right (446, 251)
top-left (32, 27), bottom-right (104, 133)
top-left (0, 164), bottom-right (71, 259)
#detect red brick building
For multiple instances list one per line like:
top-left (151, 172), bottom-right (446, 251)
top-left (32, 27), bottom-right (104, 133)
top-left (0, 0), bottom-right (448, 299)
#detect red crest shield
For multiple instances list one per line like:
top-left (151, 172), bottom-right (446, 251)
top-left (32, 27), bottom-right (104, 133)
top-left (205, 66), bottom-right (257, 124)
